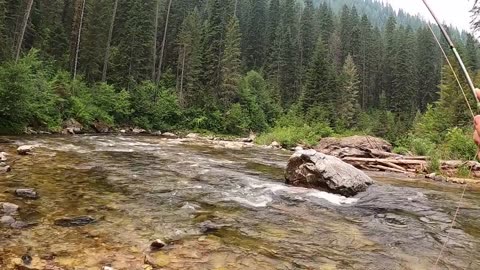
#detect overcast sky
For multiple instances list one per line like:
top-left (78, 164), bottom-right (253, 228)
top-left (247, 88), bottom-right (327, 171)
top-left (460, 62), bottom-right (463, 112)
top-left (384, 0), bottom-right (474, 32)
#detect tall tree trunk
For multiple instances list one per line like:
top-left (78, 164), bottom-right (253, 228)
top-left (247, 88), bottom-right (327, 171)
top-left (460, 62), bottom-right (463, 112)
top-left (155, 0), bottom-right (172, 84)
top-left (72, 0), bottom-right (86, 80)
top-left (152, 0), bottom-right (161, 80)
top-left (102, 0), bottom-right (119, 82)
top-left (15, 0), bottom-right (34, 62)
top-left (234, 0), bottom-right (238, 17)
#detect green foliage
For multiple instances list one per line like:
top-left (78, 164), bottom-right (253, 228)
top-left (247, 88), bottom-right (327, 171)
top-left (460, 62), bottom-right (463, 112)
top-left (443, 128), bottom-right (477, 160)
top-left (224, 103), bottom-right (250, 135)
top-left (256, 123), bottom-right (333, 148)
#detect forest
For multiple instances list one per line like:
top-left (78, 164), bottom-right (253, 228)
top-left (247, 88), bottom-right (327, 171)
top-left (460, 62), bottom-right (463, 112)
top-left (1, 0), bottom-right (480, 162)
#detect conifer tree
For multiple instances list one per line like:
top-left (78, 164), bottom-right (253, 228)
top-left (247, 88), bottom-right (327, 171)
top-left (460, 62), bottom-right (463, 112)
top-left (302, 37), bottom-right (337, 123)
top-left (221, 16), bottom-right (242, 109)
top-left (337, 54), bottom-right (360, 128)
top-left (177, 9), bottom-right (203, 108)
top-left (243, 0), bottom-right (267, 70)
top-left (299, 0), bottom-right (316, 71)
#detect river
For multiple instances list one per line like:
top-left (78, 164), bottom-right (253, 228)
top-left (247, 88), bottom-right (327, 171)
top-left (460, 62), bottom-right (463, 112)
top-left (0, 135), bottom-right (479, 269)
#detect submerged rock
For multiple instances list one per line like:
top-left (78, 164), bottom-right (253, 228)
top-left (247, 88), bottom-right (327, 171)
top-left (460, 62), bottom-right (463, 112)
top-left (17, 145), bottom-right (36, 155)
top-left (285, 150), bottom-right (374, 197)
top-left (1, 202), bottom-right (19, 214)
top-left (54, 216), bottom-right (96, 227)
top-left (1, 165), bottom-right (11, 173)
top-left (0, 152), bottom-right (7, 161)
top-left (15, 189), bottom-right (39, 200)
top-left (198, 220), bottom-right (231, 234)
top-left (10, 221), bottom-right (36, 229)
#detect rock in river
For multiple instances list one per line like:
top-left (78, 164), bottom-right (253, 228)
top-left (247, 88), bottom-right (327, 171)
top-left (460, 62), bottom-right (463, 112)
top-left (150, 239), bottom-right (167, 250)
top-left (0, 215), bottom-right (15, 225)
top-left (17, 145), bottom-right (36, 155)
top-left (54, 216), bottom-right (96, 227)
top-left (15, 189), bottom-right (39, 199)
top-left (285, 150), bottom-right (374, 197)
top-left (1, 202), bottom-right (19, 214)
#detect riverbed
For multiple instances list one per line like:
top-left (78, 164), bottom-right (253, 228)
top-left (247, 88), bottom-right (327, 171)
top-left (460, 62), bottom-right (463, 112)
top-left (1, 135), bottom-right (479, 269)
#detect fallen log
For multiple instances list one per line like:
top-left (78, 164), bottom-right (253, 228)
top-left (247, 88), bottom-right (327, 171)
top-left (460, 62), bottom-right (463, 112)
top-left (370, 164), bottom-right (408, 174)
top-left (342, 157), bottom-right (427, 166)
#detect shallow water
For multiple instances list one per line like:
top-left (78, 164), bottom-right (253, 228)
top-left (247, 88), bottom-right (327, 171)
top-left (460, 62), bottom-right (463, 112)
top-left (0, 135), bottom-right (480, 269)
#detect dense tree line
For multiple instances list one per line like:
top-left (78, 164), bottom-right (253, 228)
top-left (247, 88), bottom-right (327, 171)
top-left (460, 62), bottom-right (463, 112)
top-left (0, 0), bottom-right (479, 140)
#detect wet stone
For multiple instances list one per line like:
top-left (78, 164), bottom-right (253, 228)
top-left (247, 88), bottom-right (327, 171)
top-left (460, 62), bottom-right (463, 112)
top-left (54, 216), bottom-right (96, 227)
top-left (15, 189), bottom-right (39, 200)
top-left (0, 215), bottom-right (15, 225)
top-left (198, 220), bottom-right (231, 234)
top-left (17, 145), bottom-right (36, 155)
top-left (0, 152), bottom-right (7, 161)
top-left (1, 165), bottom-right (11, 173)
top-left (150, 239), bottom-right (167, 251)
top-left (10, 221), bottom-right (36, 229)
top-left (384, 214), bottom-right (408, 228)
top-left (2, 202), bottom-right (19, 214)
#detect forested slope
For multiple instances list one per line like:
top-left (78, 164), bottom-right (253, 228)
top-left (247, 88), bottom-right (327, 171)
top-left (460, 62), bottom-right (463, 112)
top-left (0, 0), bottom-right (479, 161)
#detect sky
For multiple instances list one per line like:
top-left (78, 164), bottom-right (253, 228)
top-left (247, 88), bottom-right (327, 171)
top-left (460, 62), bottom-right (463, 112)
top-left (384, 0), bottom-right (475, 32)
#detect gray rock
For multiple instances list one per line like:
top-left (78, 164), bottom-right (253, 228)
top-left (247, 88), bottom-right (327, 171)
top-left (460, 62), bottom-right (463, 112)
top-left (0, 152), bottom-right (7, 161)
top-left (1, 202), bottom-right (19, 214)
top-left (198, 220), bottom-right (231, 234)
top-left (285, 150), bottom-right (374, 197)
top-left (151, 131), bottom-right (163, 136)
top-left (0, 215), bottom-right (15, 225)
top-left (132, 128), bottom-right (147, 134)
top-left (62, 118), bottom-right (83, 134)
top-left (54, 216), bottom-right (96, 227)
top-left (186, 133), bottom-right (199, 139)
top-left (15, 189), bottom-right (39, 199)
top-left (10, 221), bottom-right (30, 229)
top-left (150, 239), bottom-right (167, 250)
top-left (162, 132), bottom-right (177, 138)
top-left (270, 141), bottom-right (281, 149)
top-left (1, 165), bottom-right (11, 173)
top-left (17, 145), bottom-right (36, 155)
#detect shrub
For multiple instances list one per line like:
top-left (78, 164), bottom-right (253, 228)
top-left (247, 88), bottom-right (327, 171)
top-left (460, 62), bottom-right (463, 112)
top-left (223, 103), bottom-right (250, 135)
top-left (256, 123), bottom-right (333, 148)
top-left (443, 128), bottom-right (476, 160)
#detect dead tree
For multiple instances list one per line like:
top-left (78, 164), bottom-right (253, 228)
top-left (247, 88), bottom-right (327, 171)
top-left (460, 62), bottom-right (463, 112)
top-left (102, 0), bottom-right (119, 82)
top-left (14, 0), bottom-right (34, 62)
top-left (155, 0), bottom-right (173, 83)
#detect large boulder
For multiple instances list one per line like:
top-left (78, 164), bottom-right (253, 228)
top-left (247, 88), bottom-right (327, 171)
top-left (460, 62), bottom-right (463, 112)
top-left (285, 150), bottom-right (374, 197)
top-left (316, 136), bottom-right (393, 158)
top-left (91, 121), bottom-right (110, 133)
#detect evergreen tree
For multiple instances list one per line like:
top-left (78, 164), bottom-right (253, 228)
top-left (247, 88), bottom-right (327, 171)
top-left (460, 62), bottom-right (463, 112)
top-left (302, 37), bottom-right (337, 123)
top-left (337, 54), bottom-right (360, 128)
top-left (177, 8), bottom-right (203, 108)
top-left (299, 0), bottom-right (316, 71)
top-left (318, 2), bottom-right (334, 45)
top-left (243, 0), bottom-right (267, 70)
top-left (220, 16), bottom-right (242, 109)
top-left (416, 26), bottom-right (440, 111)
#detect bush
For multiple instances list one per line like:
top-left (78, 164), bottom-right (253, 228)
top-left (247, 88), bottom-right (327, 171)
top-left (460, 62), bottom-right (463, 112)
top-left (223, 103), bottom-right (250, 135)
top-left (256, 123), bottom-right (333, 148)
top-left (443, 128), bottom-right (476, 160)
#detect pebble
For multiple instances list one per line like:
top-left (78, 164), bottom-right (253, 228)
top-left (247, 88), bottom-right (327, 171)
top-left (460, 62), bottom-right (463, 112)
top-left (15, 189), bottom-right (39, 199)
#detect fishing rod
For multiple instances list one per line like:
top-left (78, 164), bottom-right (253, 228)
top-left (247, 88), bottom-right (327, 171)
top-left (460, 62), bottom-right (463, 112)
top-left (421, 0), bottom-right (480, 109)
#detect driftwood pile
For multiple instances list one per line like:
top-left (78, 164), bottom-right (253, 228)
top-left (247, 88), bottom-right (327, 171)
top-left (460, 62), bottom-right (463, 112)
top-left (316, 136), bottom-right (480, 179)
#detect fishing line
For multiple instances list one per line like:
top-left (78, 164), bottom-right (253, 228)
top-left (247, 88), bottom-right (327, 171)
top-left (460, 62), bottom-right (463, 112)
top-left (426, 23), bottom-right (475, 119)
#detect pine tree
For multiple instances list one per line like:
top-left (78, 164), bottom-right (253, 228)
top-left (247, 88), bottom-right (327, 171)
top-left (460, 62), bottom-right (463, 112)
top-left (318, 2), bottom-right (334, 45)
top-left (15, 0), bottom-right (34, 62)
top-left (299, 0), bottom-right (316, 72)
top-left (337, 54), bottom-right (360, 128)
top-left (177, 8), bottom-right (203, 108)
top-left (302, 37), bottom-right (337, 123)
top-left (220, 16), bottom-right (242, 109)
top-left (102, 0), bottom-right (119, 82)
top-left (416, 26), bottom-right (440, 111)
top-left (243, 0), bottom-right (267, 70)
top-left (201, 0), bottom-right (226, 100)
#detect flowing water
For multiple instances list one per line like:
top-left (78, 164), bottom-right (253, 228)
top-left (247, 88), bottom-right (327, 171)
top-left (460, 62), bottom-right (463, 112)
top-left (1, 135), bottom-right (480, 270)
